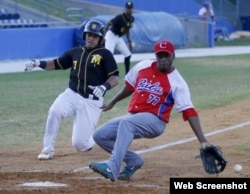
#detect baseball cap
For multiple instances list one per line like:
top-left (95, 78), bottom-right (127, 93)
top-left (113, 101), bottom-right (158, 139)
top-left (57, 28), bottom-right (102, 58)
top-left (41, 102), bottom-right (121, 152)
top-left (125, 1), bottom-right (134, 9)
top-left (154, 40), bottom-right (175, 55)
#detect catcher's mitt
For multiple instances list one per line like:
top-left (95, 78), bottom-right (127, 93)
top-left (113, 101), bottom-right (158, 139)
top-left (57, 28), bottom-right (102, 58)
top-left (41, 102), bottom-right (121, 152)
top-left (198, 145), bottom-right (227, 174)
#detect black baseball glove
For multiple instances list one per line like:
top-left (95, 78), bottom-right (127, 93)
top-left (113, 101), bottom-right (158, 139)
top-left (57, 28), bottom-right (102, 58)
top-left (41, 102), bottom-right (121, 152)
top-left (198, 145), bottom-right (227, 174)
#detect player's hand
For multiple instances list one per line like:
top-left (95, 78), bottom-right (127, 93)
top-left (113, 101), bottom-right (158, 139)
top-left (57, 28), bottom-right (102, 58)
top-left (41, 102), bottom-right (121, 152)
top-left (88, 85), bottom-right (108, 98)
top-left (100, 101), bottom-right (116, 111)
top-left (24, 60), bottom-right (40, 72)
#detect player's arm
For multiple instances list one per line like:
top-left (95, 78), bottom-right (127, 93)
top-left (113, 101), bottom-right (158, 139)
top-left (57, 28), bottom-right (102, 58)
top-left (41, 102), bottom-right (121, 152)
top-left (24, 59), bottom-right (56, 72)
top-left (209, 7), bottom-right (218, 23)
top-left (110, 85), bottom-right (133, 103)
top-left (103, 21), bottom-right (112, 34)
top-left (39, 60), bottom-right (55, 70)
top-left (125, 31), bottom-right (132, 51)
top-left (100, 85), bottom-right (133, 111)
top-left (105, 75), bottom-right (119, 89)
top-left (88, 75), bottom-right (119, 99)
top-left (25, 51), bottom-right (72, 72)
top-left (182, 109), bottom-right (210, 148)
top-left (125, 30), bottom-right (132, 42)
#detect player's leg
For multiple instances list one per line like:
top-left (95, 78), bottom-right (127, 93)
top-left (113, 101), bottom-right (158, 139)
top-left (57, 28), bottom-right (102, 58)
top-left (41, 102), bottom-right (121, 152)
top-left (124, 55), bottom-right (131, 74)
top-left (90, 113), bottom-right (166, 180)
top-left (116, 38), bottom-right (131, 74)
top-left (107, 112), bottom-right (166, 179)
top-left (72, 96), bottom-right (103, 152)
top-left (93, 115), bottom-right (127, 153)
top-left (89, 114), bottom-right (131, 181)
top-left (104, 30), bottom-right (118, 53)
top-left (38, 88), bottom-right (77, 160)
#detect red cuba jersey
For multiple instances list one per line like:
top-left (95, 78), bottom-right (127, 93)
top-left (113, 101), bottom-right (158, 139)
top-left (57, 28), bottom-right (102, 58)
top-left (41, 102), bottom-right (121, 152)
top-left (125, 60), bottom-right (195, 123)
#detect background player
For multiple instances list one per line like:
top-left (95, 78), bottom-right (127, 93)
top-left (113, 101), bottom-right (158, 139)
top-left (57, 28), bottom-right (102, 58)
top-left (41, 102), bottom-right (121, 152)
top-left (24, 19), bottom-right (119, 160)
top-left (103, 1), bottom-right (134, 74)
top-left (198, 1), bottom-right (230, 41)
top-left (89, 40), bottom-right (219, 181)
top-left (198, 1), bottom-right (217, 22)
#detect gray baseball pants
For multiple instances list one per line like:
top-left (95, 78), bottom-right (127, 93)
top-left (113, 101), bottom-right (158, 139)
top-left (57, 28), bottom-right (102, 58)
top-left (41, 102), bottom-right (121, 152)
top-left (93, 112), bottom-right (166, 179)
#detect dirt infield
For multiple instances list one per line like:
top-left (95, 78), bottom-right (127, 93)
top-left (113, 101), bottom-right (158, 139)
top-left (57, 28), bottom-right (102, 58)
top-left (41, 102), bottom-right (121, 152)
top-left (0, 99), bottom-right (249, 194)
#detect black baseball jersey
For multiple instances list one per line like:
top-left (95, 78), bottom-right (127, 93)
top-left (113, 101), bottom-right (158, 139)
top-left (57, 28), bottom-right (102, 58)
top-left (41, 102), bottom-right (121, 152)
top-left (54, 46), bottom-right (119, 96)
top-left (110, 13), bottom-right (134, 37)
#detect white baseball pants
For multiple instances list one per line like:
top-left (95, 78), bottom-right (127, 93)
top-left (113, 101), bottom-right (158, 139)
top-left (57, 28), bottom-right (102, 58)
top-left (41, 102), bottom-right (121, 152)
top-left (41, 88), bottom-right (103, 155)
top-left (105, 30), bottom-right (131, 57)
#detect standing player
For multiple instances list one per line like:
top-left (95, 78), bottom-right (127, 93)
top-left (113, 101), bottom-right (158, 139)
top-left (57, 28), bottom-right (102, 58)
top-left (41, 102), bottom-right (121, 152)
top-left (198, 2), bottom-right (217, 22)
top-left (24, 19), bottom-right (119, 160)
top-left (88, 40), bottom-right (224, 181)
top-left (198, 2), bottom-right (230, 41)
top-left (103, 1), bottom-right (134, 74)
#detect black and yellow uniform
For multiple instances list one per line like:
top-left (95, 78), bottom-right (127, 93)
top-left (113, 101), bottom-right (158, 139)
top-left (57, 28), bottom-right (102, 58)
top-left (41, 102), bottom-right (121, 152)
top-left (110, 13), bottom-right (134, 37)
top-left (28, 19), bottom-right (119, 161)
top-left (54, 46), bottom-right (119, 99)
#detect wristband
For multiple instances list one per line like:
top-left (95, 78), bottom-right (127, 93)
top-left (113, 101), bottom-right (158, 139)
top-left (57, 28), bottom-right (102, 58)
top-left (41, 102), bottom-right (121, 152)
top-left (103, 82), bottom-right (111, 90)
top-left (38, 61), bottom-right (46, 69)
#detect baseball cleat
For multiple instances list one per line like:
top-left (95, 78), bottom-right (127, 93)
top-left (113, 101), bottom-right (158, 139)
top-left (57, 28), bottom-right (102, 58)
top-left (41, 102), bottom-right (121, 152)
top-left (83, 147), bottom-right (93, 152)
top-left (117, 165), bottom-right (142, 181)
top-left (89, 161), bottom-right (115, 181)
top-left (38, 152), bottom-right (54, 160)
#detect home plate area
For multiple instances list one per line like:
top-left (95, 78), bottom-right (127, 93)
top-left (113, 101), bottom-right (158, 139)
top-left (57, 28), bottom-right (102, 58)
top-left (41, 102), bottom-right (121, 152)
top-left (20, 181), bottom-right (68, 188)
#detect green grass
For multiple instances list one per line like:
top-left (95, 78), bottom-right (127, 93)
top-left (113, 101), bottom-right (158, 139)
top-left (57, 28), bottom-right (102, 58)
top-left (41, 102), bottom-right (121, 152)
top-left (14, 0), bottom-right (69, 19)
top-left (14, 0), bottom-right (94, 20)
top-left (215, 38), bottom-right (250, 46)
top-left (174, 55), bottom-right (250, 108)
top-left (1, 54), bottom-right (250, 149)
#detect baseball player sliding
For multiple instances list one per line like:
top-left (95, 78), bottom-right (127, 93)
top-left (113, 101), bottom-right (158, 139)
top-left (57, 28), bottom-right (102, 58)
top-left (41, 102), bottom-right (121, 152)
top-left (24, 20), bottom-right (119, 160)
top-left (88, 40), bottom-right (225, 181)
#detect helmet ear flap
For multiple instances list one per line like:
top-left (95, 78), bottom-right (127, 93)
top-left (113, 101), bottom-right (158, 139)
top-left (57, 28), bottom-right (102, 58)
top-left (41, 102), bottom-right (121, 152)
top-left (82, 31), bottom-right (86, 40)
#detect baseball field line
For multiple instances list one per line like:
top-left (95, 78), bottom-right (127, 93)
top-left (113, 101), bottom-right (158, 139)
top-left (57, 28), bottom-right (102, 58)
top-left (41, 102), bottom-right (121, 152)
top-left (136, 120), bottom-right (250, 154)
top-left (73, 120), bottom-right (250, 172)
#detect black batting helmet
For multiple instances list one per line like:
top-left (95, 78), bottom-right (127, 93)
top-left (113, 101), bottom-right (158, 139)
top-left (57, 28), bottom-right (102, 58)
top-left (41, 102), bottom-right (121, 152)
top-left (83, 19), bottom-right (104, 40)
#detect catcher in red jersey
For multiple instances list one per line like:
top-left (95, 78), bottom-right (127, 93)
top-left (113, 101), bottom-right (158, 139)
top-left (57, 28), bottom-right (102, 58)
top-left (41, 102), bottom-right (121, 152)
top-left (88, 40), bottom-right (226, 181)
top-left (24, 20), bottom-right (119, 160)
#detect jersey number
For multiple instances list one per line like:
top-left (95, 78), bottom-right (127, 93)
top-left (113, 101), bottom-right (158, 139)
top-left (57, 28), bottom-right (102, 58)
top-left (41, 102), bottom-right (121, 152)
top-left (73, 60), bottom-right (77, 70)
top-left (147, 94), bottom-right (160, 105)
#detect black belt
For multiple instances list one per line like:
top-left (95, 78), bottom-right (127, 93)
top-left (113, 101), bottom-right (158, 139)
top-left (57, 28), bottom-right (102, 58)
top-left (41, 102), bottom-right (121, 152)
top-left (70, 88), bottom-right (99, 100)
top-left (80, 93), bottom-right (99, 100)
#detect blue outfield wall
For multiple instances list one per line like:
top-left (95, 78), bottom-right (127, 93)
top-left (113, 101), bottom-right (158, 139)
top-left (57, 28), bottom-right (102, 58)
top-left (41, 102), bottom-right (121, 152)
top-left (0, 27), bottom-right (75, 60)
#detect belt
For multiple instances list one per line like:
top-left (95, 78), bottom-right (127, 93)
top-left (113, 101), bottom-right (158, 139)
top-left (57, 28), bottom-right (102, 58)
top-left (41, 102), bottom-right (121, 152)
top-left (70, 88), bottom-right (99, 100)
top-left (81, 93), bottom-right (99, 100)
